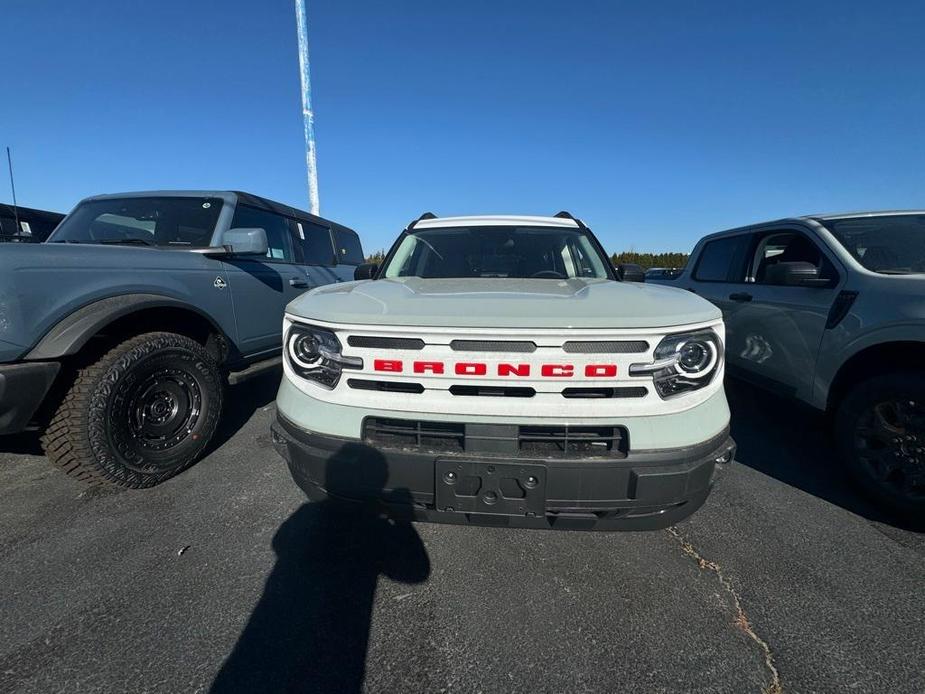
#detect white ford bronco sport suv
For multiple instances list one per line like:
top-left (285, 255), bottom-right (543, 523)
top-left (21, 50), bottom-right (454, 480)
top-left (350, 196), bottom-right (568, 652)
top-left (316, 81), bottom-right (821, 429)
top-left (272, 212), bottom-right (735, 530)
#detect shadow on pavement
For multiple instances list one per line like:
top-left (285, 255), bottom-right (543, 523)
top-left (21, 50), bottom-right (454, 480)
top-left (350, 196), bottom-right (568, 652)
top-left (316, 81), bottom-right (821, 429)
top-left (207, 369), bottom-right (282, 453)
top-left (210, 444), bottom-right (431, 694)
top-left (0, 431), bottom-right (43, 456)
top-left (727, 378), bottom-right (921, 532)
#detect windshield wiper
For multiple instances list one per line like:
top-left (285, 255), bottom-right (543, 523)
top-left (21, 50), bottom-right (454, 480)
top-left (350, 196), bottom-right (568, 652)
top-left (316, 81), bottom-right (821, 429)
top-left (98, 238), bottom-right (155, 247)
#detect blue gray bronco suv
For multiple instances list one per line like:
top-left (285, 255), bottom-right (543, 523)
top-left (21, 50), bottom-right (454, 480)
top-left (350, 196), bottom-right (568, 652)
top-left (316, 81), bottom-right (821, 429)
top-left (0, 190), bottom-right (362, 488)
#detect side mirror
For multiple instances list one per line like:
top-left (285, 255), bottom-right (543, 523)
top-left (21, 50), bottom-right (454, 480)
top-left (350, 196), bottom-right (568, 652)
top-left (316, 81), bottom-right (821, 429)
top-left (764, 261), bottom-right (830, 287)
top-left (354, 263), bottom-right (378, 280)
top-left (219, 227), bottom-right (268, 256)
top-left (616, 263), bottom-right (646, 283)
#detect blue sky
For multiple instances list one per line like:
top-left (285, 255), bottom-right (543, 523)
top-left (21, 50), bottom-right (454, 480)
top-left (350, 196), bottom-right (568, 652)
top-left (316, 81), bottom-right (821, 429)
top-left (3, 0), bottom-right (924, 253)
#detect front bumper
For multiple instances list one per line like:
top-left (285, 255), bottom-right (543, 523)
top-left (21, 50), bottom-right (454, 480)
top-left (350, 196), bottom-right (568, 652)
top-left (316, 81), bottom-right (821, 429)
top-left (272, 413), bottom-right (734, 531)
top-left (0, 362), bottom-right (60, 435)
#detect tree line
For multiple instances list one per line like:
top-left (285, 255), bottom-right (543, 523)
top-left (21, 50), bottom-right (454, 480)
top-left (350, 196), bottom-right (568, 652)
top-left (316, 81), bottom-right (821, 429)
top-left (609, 251), bottom-right (688, 270)
top-left (364, 248), bottom-right (689, 270)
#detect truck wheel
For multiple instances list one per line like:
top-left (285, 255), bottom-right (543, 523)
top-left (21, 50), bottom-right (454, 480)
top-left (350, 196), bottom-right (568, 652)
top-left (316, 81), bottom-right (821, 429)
top-left (835, 372), bottom-right (925, 517)
top-left (41, 332), bottom-right (223, 489)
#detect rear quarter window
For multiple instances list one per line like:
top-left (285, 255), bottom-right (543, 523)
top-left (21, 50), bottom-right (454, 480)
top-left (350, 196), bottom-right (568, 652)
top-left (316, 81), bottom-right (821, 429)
top-left (333, 227), bottom-right (364, 265)
top-left (293, 220), bottom-right (336, 265)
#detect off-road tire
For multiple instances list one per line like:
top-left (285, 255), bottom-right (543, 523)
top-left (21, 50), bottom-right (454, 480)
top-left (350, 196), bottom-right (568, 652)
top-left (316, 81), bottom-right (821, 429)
top-left (835, 371), bottom-right (925, 519)
top-left (41, 332), bottom-right (224, 489)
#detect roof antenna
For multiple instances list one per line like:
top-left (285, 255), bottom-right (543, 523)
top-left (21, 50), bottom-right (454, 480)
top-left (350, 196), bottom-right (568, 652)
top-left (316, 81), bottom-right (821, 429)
top-left (6, 147), bottom-right (20, 237)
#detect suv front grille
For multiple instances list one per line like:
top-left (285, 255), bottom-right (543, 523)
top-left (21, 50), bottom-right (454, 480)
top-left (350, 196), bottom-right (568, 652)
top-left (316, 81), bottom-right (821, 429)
top-left (561, 386), bottom-right (648, 399)
top-left (562, 340), bottom-right (649, 353)
top-left (347, 379), bottom-right (425, 394)
top-left (363, 418), bottom-right (627, 458)
top-left (347, 336), bottom-right (425, 350)
top-left (449, 385), bottom-right (535, 398)
top-left (449, 339), bottom-right (537, 352)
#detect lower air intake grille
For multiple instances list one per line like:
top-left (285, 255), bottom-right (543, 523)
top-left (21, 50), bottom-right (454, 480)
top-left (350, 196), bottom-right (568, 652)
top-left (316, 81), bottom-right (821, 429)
top-left (518, 425), bottom-right (626, 457)
top-left (363, 418), bottom-right (465, 452)
top-left (363, 418), bottom-right (627, 458)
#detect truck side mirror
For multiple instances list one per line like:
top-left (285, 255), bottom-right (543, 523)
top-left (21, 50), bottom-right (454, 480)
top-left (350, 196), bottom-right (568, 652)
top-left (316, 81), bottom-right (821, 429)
top-left (354, 263), bottom-right (378, 280)
top-left (220, 228), bottom-right (269, 256)
top-left (764, 261), bottom-right (831, 287)
top-left (616, 263), bottom-right (646, 282)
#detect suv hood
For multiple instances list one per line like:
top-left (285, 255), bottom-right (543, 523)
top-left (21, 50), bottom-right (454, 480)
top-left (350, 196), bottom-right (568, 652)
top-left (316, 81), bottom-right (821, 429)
top-left (288, 277), bottom-right (721, 329)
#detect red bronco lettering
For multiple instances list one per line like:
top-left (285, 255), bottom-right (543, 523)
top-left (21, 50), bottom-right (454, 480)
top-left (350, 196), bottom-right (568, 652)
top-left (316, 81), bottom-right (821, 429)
top-left (372, 360), bottom-right (618, 378)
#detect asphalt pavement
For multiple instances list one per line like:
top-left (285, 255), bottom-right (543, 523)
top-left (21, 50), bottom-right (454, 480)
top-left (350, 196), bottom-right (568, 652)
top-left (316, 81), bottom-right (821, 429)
top-left (0, 374), bottom-right (923, 694)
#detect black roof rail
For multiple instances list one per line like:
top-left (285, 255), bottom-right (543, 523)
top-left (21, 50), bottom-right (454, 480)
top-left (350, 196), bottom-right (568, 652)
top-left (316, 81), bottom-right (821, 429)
top-left (553, 210), bottom-right (587, 229)
top-left (407, 211), bottom-right (438, 229)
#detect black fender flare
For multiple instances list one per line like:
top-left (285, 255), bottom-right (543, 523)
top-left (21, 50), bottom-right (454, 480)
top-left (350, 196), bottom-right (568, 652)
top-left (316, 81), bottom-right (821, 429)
top-left (25, 294), bottom-right (228, 360)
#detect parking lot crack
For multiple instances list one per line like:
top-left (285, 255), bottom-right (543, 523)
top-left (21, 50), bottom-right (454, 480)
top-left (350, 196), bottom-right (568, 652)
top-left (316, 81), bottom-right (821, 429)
top-left (667, 526), bottom-right (782, 694)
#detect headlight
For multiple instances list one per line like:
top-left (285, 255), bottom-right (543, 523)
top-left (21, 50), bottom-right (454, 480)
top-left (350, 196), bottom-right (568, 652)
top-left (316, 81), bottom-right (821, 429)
top-left (285, 323), bottom-right (362, 388)
top-left (629, 330), bottom-right (723, 398)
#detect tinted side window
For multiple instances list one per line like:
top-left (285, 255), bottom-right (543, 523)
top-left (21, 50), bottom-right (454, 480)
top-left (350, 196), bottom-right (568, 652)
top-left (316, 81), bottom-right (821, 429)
top-left (0, 215), bottom-right (16, 237)
top-left (333, 227), bottom-right (364, 265)
top-left (231, 206), bottom-right (293, 261)
top-left (292, 220), bottom-right (335, 265)
top-left (694, 236), bottom-right (748, 282)
top-left (752, 232), bottom-right (837, 285)
top-left (286, 222), bottom-right (305, 263)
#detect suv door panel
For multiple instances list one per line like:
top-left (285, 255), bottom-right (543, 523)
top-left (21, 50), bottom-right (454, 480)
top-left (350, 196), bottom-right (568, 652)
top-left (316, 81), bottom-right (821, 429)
top-left (222, 206), bottom-right (307, 356)
top-left (725, 228), bottom-right (843, 399)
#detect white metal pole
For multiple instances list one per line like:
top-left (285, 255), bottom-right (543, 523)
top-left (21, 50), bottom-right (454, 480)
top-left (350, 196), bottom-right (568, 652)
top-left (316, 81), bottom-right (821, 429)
top-left (295, 0), bottom-right (320, 216)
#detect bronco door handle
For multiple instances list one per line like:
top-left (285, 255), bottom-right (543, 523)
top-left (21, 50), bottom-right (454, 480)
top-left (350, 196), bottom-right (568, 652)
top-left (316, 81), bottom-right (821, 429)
top-left (729, 292), bottom-right (752, 302)
top-left (289, 277), bottom-right (309, 288)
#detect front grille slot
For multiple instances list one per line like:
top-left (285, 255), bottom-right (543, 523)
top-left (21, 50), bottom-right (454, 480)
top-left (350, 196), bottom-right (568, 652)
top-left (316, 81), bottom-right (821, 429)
top-left (347, 336), bottom-right (425, 350)
top-left (450, 339), bottom-right (536, 352)
top-left (364, 418), bottom-right (465, 452)
top-left (519, 425), bottom-right (626, 457)
top-left (449, 385), bottom-right (535, 398)
top-left (347, 379), bottom-right (424, 394)
top-left (363, 418), bottom-right (627, 458)
top-left (562, 340), bottom-right (649, 354)
top-left (561, 387), bottom-right (648, 399)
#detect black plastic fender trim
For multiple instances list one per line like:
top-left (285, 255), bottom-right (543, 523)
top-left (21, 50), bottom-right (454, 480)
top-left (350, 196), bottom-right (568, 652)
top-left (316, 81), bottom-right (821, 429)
top-left (25, 294), bottom-right (227, 360)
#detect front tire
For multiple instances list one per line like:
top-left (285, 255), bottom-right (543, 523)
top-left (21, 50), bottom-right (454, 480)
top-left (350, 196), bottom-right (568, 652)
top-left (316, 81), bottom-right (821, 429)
top-left (835, 371), bottom-right (925, 518)
top-left (42, 332), bottom-right (224, 488)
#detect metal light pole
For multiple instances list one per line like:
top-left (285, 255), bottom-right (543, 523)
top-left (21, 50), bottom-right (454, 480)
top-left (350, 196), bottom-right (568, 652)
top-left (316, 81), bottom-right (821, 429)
top-left (295, 0), bottom-right (320, 216)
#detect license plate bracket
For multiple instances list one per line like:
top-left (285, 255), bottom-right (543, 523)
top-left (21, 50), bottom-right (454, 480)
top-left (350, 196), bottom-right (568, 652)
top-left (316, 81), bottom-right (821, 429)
top-left (435, 460), bottom-right (546, 516)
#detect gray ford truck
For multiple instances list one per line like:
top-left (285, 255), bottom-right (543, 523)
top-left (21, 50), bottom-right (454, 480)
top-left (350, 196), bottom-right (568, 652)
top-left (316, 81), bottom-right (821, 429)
top-left (0, 190), bottom-right (362, 488)
top-left (650, 211), bottom-right (925, 517)
top-left (272, 212), bottom-right (735, 531)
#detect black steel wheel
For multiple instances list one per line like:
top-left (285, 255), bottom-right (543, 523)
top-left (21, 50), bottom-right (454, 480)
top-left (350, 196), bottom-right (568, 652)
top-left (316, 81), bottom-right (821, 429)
top-left (836, 372), bottom-right (925, 518)
top-left (42, 332), bottom-right (223, 488)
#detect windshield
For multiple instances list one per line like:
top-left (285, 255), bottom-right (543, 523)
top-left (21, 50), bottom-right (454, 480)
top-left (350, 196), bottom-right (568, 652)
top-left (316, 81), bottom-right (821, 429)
top-left (50, 196), bottom-right (223, 248)
top-left (822, 214), bottom-right (925, 274)
top-left (382, 226), bottom-right (612, 279)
